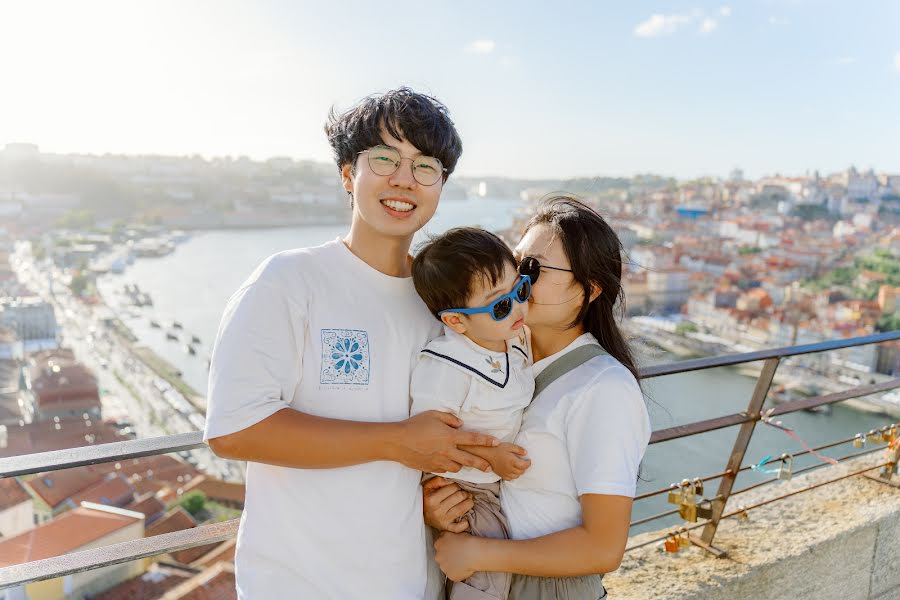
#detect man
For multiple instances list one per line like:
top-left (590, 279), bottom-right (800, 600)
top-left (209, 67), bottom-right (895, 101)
top-left (204, 88), bottom-right (496, 599)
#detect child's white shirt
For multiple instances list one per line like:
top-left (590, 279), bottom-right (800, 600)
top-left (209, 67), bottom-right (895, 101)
top-left (410, 325), bottom-right (535, 484)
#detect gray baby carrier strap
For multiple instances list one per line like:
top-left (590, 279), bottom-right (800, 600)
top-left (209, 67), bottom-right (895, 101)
top-left (532, 344), bottom-right (607, 399)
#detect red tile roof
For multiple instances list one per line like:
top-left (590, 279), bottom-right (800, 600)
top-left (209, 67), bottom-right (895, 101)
top-left (0, 503), bottom-right (143, 566)
top-left (24, 466), bottom-right (107, 509)
top-left (190, 538), bottom-right (236, 568)
top-left (146, 507), bottom-right (196, 537)
top-left (0, 478), bottom-right (31, 512)
top-left (171, 540), bottom-right (222, 567)
top-left (24, 455), bottom-right (198, 511)
top-left (180, 476), bottom-right (245, 507)
top-left (132, 479), bottom-right (173, 500)
top-left (68, 473), bottom-right (135, 508)
top-left (29, 349), bottom-right (76, 364)
top-left (31, 361), bottom-right (99, 410)
top-left (143, 507), bottom-right (222, 565)
top-left (161, 562), bottom-right (236, 600)
top-left (126, 493), bottom-right (167, 525)
top-left (89, 564), bottom-right (196, 600)
top-left (0, 418), bottom-right (129, 458)
top-left (115, 455), bottom-right (200, 485)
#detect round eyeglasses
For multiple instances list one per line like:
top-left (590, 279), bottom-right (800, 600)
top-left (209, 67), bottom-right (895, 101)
top-left (359, 145), bottom-right (447, 186)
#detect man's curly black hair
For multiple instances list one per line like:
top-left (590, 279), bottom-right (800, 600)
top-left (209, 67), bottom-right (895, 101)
top-left (324, 87), bottom-right (463, 187)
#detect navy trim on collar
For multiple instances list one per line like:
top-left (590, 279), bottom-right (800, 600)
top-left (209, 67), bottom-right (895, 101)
top-left (511, 345), bottom-right (527, 359)
top-left (420, 349), bottom-right (511, 389)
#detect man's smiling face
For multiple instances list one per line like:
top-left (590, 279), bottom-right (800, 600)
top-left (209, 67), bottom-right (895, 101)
top-left (342, 127), bottom-right (443, 241)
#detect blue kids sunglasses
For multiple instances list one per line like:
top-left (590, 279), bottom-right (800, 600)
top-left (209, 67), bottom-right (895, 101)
top-left (438, 275), bottom-right (532, 322)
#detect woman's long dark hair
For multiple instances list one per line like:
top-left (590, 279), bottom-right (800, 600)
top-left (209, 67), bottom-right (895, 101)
top-left (523, 196), bottom-right (641, 384)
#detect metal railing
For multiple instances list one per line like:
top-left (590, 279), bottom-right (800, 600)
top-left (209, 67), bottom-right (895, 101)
top-left (2, 330), bottom-right (900, 588)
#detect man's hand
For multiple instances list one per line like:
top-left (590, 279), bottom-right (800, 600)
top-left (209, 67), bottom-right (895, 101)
top-left (391, 411), bottom-right (499, 473)
top-left (423, 477), bottom-right (472, 533)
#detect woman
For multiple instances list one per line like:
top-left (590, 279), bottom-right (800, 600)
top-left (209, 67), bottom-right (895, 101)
top-left (425, 197), bottom-right (651, 599)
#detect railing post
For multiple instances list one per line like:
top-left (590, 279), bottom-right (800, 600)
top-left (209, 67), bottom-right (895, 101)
top-left (700, 357), bottom-right (780, 548)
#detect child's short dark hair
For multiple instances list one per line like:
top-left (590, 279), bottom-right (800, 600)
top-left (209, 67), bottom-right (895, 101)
top-left (412, 227), bottom-right (517, 319)
top-left (324, 87), bottom-right (463, 181)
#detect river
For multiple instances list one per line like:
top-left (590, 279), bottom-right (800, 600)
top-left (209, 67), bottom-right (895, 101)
top-left (98, 197), bottom-right (893, 532)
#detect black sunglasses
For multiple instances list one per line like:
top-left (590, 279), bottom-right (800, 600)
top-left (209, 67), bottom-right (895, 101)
top-left (518, 256), bottom-right (573, 285)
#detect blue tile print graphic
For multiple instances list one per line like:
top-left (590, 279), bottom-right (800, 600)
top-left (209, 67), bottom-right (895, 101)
top-left (320, 329), bottom-right (371, 385)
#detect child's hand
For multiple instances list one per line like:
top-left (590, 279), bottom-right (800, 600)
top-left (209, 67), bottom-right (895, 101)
top-left (487, 442), bottom-right (531, 480)
top-left (457, 442), bottom-right (530, 480)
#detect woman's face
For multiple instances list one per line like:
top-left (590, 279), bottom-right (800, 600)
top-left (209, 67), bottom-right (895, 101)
top-left (514, 223), bottom-right (584, 330)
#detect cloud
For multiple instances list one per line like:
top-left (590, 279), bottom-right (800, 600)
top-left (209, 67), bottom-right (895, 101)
top-left (895, 52), bottom-right (900, 71)
top-left (499, 56), bottom-right (518, 67)
top-left (700, 18), bottom-right (718, 34)
top-left (635, 10), bottom-right (727, 37)
top-left (769, 16), bottom-right (791, 26)
top-left (464, 40), bottom-right (495, 54)
top-left (634, 13), bottom-right (693, 37)
top-left (833, 56), bottom-right (856, 66)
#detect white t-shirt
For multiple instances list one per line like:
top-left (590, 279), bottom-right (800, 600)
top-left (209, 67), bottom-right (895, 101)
top-left (501, 333), bottom-right (651, 541)
top-left (410, 326), bottom-right (534, 484)
top-left (204, 239), bottom-right (441, 600)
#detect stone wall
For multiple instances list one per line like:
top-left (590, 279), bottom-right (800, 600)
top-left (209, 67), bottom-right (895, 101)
top-left (606, 453), bottom-right (900, 599)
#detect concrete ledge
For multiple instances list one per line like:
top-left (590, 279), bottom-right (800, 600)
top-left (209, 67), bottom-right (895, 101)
top-left (607, 453), bottom-right (900, 599)
top-left (871, 511), bottom-right (900, 597)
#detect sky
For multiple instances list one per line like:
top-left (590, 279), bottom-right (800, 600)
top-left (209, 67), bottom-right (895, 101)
top-left (1, 0), bottom-right (898, 180)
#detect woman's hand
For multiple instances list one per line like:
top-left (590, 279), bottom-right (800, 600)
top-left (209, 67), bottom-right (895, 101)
top-left (434, 532), bottom-right (482, 582)
top-left (423, 477), bottom-right (473, 532)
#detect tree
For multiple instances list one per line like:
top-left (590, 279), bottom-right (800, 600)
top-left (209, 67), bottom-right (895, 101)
top-left (792, 204), bottom-right (830, 221)
top-left (178, 491), bottom-right (207, 517)
top-left (675, 322), bottom-right (698, 335)
top-left (876, 313), bottom-right (900, 333)
top-left (69, 272), bottom-right (92, 297)
top-left (31, 240), bottom-right (46, 261)
top-left (56, 209), bottom-right (95, 229)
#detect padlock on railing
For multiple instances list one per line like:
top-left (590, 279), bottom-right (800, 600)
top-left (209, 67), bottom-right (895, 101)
top-left (777, 453), bottom-right (793, 481)
top-left (853, 433), bottom-right (865, 448)
top-left (667, 479), bottom-right (694, 507)
top-left (677, 528), bottom-right (691, 549)
top-left (692, 477), bottom-right (704, 496)
top-left (669, 478), bottom-right (713, 522)
top-left (667, 483), bottom-right (683, 506)
top-left (678, 501), bottom-right (698, 522)
top-left (694, 500), bottom-right (713, 521)
top-left (681, 478), bottom-right (696, 503)
top-left (880, 436), bottom-right (900, 479)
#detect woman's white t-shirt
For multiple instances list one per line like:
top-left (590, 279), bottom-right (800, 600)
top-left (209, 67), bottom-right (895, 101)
top-left (501, 333), bottom-right (651, 541)
top-left (203, 239), bottom-right (441, 599)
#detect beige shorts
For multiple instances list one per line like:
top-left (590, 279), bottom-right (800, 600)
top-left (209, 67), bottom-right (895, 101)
top-left (425, 477), bottom-right (511, 600)
top-left (509, 574), bottom-right (606, 600)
